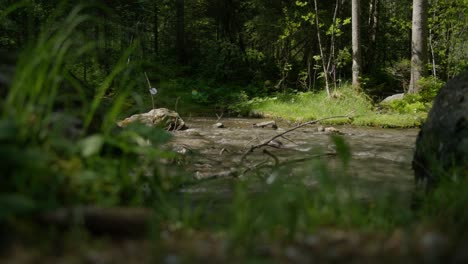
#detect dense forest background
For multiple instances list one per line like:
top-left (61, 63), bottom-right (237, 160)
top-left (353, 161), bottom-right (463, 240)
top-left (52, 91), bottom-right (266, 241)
top-left (1, 0), bottom-right (467, 114)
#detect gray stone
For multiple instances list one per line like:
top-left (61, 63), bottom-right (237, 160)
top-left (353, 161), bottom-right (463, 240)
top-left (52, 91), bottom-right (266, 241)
top-left (117, 108), bottom-right (187, 131)
top-left (413, 72), bottom-right (468, 188)
top-left (381, 93), bottom-right (405, 104)
top-left (212, 122), bottom-right (224, 128)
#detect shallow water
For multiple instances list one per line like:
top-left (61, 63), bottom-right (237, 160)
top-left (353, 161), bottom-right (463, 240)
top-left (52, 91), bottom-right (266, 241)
top-left (169, 117), bottom-right (419, 200)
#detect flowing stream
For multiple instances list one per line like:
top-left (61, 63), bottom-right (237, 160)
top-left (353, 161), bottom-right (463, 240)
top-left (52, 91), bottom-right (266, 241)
top-left (169, 117), bottom-right (419, 201)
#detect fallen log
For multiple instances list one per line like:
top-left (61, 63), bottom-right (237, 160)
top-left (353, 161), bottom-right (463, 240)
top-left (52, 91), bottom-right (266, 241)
top-left (252, 120), bottom-right (278, 129)
top-left (39, 207), bottom-right (152, 237)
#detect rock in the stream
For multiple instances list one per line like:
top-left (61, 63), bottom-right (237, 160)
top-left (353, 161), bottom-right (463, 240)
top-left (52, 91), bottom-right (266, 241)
top-left (117, 108), bottom-right (187, 130)
top-left (413, 72), bottom-right (468, 188)
top-left (324, 127), bottom-right (342, 134)
top-left (212, 122), bottom-right (224, 128)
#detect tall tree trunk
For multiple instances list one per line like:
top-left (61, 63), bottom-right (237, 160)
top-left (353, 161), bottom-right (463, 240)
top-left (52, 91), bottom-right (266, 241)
top-left (367, 0), bottom-right (379, 72)
top-left (352, 0), bottom-right (361, 88)
top-left (313, 0), bottom-right (331, 97)
top-left (176, 0), bottom-right (186, 64)
top-left (409, 0), bottom-right (428, 94)
top-left (153, 2), bottom-right (159, 55)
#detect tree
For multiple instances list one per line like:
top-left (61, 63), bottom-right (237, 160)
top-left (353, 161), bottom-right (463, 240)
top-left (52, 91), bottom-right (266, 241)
top-left (351, 0), bottom-right (361, 88)
top-left (153, 1), bottom-right (159, 55)
top-left (367, 0), bottom-right (379, 73)
top-left (409, 0), bottom-right (428, 94)
top-left (176, 0), bottom-right (186, 64)
top-left (313, 0), bottom-right (331, 97)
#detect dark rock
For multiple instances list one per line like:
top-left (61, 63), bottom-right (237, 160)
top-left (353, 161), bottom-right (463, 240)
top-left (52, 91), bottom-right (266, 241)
top-left (413, 72), bottom-right (468, 188)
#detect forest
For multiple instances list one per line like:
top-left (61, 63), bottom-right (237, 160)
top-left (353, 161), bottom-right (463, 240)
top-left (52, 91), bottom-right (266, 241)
top-left (1, 0), bottom-right (467, 262)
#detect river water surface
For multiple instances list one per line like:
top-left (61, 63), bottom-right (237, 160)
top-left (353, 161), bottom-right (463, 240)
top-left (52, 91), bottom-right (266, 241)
top-left (169, 117), bottom-right (419, 202)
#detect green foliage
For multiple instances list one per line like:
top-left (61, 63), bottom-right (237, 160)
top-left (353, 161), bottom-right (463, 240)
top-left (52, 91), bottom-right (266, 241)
top-left (420, 178), bottom-right (468, 238)
top-left (385, 59), bottom-right (412, 91)
top-left (380, 77), bottom-right (444, 115)
top-left (0, 6), bottom-right (174, 219)
top-left (241, 84), bottom-right (427, 127)
top-left (418, 76), bottom-right (444, 102)
top-left (384, 94), bottom-right (429, 114)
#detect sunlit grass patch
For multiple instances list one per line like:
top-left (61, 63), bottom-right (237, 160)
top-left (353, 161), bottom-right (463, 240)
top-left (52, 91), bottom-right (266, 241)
top-left (245, 85), bottom-right (426, 127)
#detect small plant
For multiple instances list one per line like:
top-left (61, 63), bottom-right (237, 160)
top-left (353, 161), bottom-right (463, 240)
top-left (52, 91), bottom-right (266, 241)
top-left (145, 72), bottom-right (157, 110)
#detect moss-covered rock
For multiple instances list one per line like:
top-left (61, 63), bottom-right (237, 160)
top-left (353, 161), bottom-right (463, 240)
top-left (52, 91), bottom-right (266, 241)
top-left (117, 108), bottom-right (187, 131)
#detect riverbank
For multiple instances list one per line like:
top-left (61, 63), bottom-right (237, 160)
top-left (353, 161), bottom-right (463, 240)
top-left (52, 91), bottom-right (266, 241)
top-left (238, 87), bottom-right (427, 128)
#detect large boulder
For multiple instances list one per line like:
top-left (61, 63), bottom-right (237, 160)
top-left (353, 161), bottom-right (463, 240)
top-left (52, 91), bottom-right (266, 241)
top-left (413, 72), bottom-right (468, 188)
top-left (117, 108), bottom-right (187, 130)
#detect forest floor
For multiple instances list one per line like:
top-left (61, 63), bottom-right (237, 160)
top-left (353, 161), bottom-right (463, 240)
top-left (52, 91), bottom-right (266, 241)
top-left (4, 227), bottom-right (468, 263)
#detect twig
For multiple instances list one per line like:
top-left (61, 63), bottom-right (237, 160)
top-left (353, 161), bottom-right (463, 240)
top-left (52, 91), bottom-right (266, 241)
top-left (263, 149), bottom-right (279, 166)
top-left (175, 96), bottom-right (180, 113)
top-left (280, 135), bottom-right (298, 145)
top-left (215, 112), bottom-right (224, 122)
top-left (144, 72), bottom-right (152, 88)
top-left (281, 152), bottom-right (336, 166)
top-left (145, 72), bottom-right (155, 110)
top-left (240, 112), bottom-right (354, 162)
top-left (243, 136), bottom-right (260, 150)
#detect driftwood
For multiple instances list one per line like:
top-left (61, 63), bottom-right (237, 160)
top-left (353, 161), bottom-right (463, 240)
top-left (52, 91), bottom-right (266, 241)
top-left (241, 113), bottom-right (354, 163)
top-left (39, 207), bottom-right (152, 237)
top-left (194, 169), bottom-right (238, 180)
top-left (253, 120), bottom-right (278, 129)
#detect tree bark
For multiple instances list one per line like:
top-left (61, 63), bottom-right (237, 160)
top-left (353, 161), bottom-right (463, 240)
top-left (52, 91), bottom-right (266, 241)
top-left (176, 0), bottom-right (186, 64)
top-left (313, 0), bottom-right (331, 97)
top-left (352, 0), bottom-right (361, 88)
top-left (367, 0), bottom-right (379, 72)
top-left (153, 2), bottom-right (159, 55)
top-left (409, 0), bottom-right (428, 94)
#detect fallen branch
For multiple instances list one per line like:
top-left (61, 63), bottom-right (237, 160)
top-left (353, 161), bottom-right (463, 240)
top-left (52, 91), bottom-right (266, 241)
top-left (39, 207), bottom-right (152, 237)
top-left (252, 120), bottom-right (277, 129)
top-left (215, 112), bottom-right (224, 122)
top-left (240, 112), bottom-right (354, 162)
top-left (281, 152), bottom-right (337, 166)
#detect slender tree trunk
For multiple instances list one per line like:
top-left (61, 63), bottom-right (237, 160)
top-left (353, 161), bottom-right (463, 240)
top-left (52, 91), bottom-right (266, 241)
top-left (409, 0), bottom-right (428, 94)
top-left (313, 0), bottom-right (331, 97)
top-left (367, 0), bottom-right (379, 72)
top-left (153, 2), bottom-right (159, 55)
top-left (352, 0), bottom-right (361, 88)
top-left (429, 7), bottom-right (437, 78)
top-left (327, 0), bottom-right (339, 91)
top-left (176, 0), bottom-right (186, 64)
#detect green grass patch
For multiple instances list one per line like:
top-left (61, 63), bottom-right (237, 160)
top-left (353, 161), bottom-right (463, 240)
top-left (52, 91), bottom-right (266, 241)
top-left (242, 86), bottom-right (426, 127)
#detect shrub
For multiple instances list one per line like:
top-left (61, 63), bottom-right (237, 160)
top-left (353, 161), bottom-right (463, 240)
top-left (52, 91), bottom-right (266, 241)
top-left (418, 76), bottom-right (444, 103)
